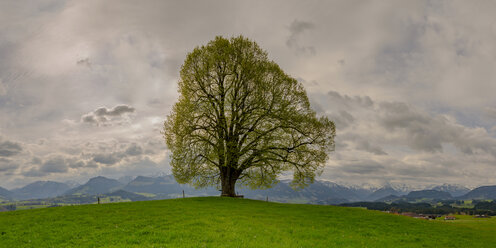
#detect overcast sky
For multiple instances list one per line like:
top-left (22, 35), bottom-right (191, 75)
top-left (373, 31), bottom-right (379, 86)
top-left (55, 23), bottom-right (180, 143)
top-left (1, 0), bottom-right (496, 189)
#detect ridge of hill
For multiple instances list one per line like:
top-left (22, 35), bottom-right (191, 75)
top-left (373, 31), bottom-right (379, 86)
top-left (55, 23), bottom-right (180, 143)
top-left (431, 184), bottom-right (470, 197)
top-left (64, 176), bottom-right (123, 196)
top-left (0, 186), bottom-right (12, 202)
top-left (406, 190), bottom-right (453, 200)
top-left (460, 186), bottom-right (496, 200)
top-left (367, 186), bottom-right (402, 201)
top-left (12, 181), bottom-right (71, 200)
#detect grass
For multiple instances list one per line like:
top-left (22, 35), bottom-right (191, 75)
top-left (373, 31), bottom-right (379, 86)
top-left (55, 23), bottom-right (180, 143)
top-left (0, 197), bottom-right (495, 247)
top-left (451, 200), bottom-right (475, 208)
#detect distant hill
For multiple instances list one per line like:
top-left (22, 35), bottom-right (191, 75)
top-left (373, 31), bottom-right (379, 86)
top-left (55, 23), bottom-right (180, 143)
top-left (106, 190), bottom-right (149, 201)
top-left (431, 184), bottom-right (470, 197)
top-left (405, 190), bottom-right (452, 200)
top-left (0, 186), bottom-right (13, 201)
top-left (64, 176), bottom-right (123, 196)
top-left (374, 190), bottom-right (452, 203)
top-left (117, 176), bottom-right (137, 185)
top-left (240, 180), bottom-right (361, 204)
top-left (367, 186), bottom-right (402, 201)
top-left (345, 186), bottom-right (375, 200)
top-left (374, 194), bottom-right (401, 202)
top-left (123, 175), bottom-right (219, 198)
top-left (460, 186), bottom-right (496, 200)
top-left (12, 181), bottom-right (71, 200)
top-left (124, 175), bottom-right (184, 195)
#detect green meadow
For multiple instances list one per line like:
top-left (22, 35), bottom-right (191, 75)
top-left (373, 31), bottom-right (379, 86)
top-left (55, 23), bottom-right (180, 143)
top-left (0, 197), bottom-right (495, 247)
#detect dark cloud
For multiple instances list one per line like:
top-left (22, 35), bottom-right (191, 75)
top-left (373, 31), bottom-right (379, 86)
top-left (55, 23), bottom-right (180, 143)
top-left (85, 161), bottom-right (99, 168)
top-left (92, 142), bottom-right (146, 165)
top-left (81, 104), bottom-right (135, 126)
top-left (355, 140), bottom-right (387, 155)
top-left (95, 105), bottom-right (135, 117)
top-left (339, 160), bottom-right (385, 174)
top-left (0, 140), bottom-right (23, 157)
top-left (286, 19), bottom-right (316, 55)
top-left (125, 143), bottom-right (143, 156)
top-left (68, 160), bottom-right (86, 168)
top-left (40, 156), bottom-right (69, 173)
top-left (81, 114), bottom-right (98, 124)
top-left (0, 161), bottom-right (18, 172)
top-left (31, 157), bottom-right (42, 164)
top-left (329, 110), bottom-right (355, 129)
top-left (76, 58), bottom-right (91, 68)
top-left (327, 91), bottom-right (374, 109)
top-left (0, 79), bottom-right (6, 96)
top-left (92, 153), bottom-right (122, 165)
top-left (379, 102), bottom-right (444, 152)
top-left (23, 168), bottom-right (46, 177)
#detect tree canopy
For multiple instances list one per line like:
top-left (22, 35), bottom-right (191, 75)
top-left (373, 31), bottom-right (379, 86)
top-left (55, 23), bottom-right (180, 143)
top-left (164, 36), bottom-right (335, 196)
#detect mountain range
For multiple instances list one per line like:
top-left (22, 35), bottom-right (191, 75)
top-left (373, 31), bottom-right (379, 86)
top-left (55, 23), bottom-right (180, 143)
top-left (12, 181), bottom-right (71, 200)
top-left (0, 176), bottom-right (494, 204)
top-left (0, 186), bottom-right (13, 202)
top-left (64, 176), bottom-right (124, 196)
top-left (458, 186), bottom-right (496, 200)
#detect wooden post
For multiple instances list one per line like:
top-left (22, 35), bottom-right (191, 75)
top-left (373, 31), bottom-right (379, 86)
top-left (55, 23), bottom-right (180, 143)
top-left (266, 196), bottom-right (268, 202)
top-left (182, 190), bottom-right (185, 198)
top-left (98, 197), bottom-right (100, 204)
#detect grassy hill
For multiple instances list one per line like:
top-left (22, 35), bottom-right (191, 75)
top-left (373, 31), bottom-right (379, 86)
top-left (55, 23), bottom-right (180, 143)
top-left (0, 197), bottom-right (495, 247)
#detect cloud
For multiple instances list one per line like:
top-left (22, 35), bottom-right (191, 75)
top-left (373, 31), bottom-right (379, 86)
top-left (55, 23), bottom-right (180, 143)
top-left (92, 143), bottom-right (146, 165)
top-left (485, 107), bottom-right (496, 120)
top-left (328, 110), bottom-right (355, 129)
top-left (92, 153), bottom-right (122, 165)
top-left (81, 104), bottom-right (135, 126)
top-left (0, 140), bottom-right (23, 157)
top-left (19, 153), bottom-right (103, 178)
top-left (378, 101), bottom-right (496, 156)
top-left (379, 102), bottom-right (445, 152)
top-left (0, 78), bottom-right (6, 96)
top-left (286, 19), bottom-right (316, 55)
top-left (23, 168), bottom-right (46, 178)
top-left (1, 0), bottom-right (496, 188)
top-left (355, 140), bottom-right (387, 155)
top-left (125, 143), bottom-right (143, 156)
top-left (339, 160), bottom-right (385, 174)
top-left (76, 58), bottom-right (91, 68)
top-left (31, 157), bottom-right (42, 165)
top-left (95, 105), bottom-right (135, 117)
top-left (318, 90), bottom-right (496, 158)
top-left (40, 156), bottom-right (69, 173)
top-left (0, 161), bottom-right (18, 172)
top-left (326, 91), bottom-right (374, 109)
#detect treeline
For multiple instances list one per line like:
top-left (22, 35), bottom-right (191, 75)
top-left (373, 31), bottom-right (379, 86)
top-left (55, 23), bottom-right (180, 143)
top-left (340, 200), bottom-right (496, 216)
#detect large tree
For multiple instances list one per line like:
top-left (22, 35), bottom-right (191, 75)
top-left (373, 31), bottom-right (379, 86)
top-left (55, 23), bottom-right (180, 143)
top-left (164, 36), bottom-right (335, 197)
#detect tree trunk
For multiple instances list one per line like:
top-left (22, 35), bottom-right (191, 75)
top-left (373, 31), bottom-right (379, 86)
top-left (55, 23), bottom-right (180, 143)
top-left (220, 167), bottom-right (240, 197)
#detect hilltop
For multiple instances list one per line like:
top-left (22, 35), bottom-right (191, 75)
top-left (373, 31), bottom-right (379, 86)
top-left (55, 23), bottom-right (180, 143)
top-left (12, 181), bottom-right (70, 200)
top-left (0, 197), bottom-right (495, 247)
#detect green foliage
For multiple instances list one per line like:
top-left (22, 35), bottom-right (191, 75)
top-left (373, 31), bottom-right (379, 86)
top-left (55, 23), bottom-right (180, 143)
top-left (1, 197), bottom-right (496, 247)
top-left (164, 36), bottom-right (335, 192)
